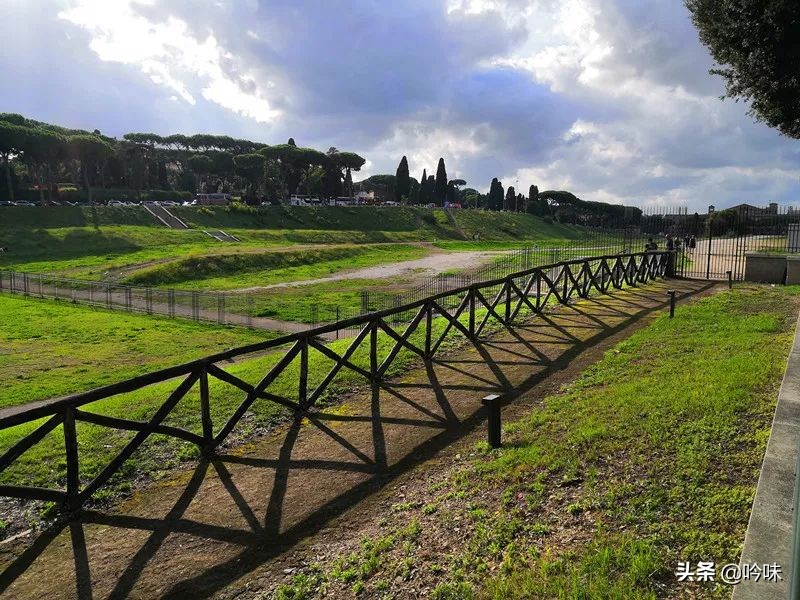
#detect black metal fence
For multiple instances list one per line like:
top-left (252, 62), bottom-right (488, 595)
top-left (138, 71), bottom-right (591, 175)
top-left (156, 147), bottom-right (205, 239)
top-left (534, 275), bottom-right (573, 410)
top-left (0, 251), bottom-right (671, 512)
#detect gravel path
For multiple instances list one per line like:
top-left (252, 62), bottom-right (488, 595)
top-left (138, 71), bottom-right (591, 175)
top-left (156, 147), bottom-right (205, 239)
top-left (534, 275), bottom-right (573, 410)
top-left (233, 250), bottom-right (507, 292)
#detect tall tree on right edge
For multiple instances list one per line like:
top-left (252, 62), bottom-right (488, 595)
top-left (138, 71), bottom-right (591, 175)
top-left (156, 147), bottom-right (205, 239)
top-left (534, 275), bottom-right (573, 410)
top-left (395, 155), bottom-right (410, 202)
top-left (686, 0), bottom-right (800, 137)
top-left (434, 157), bottom-right (448, 205)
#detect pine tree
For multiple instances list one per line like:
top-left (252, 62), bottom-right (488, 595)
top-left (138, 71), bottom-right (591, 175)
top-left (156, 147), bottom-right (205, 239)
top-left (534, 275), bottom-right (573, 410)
top-left (395, 156), bottom-right (410, 202)
top-left (434, 157), bottom-right (448, 205)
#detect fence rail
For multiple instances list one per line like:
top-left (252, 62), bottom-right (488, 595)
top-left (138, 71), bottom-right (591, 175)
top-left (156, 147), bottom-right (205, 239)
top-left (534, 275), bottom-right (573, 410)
top-left (0, 251), bottom-right (672, 512)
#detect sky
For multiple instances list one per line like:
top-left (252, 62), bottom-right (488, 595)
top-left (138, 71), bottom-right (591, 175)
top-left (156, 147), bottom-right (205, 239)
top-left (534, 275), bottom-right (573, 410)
top-left (1, 0), bottom-right (799, 211)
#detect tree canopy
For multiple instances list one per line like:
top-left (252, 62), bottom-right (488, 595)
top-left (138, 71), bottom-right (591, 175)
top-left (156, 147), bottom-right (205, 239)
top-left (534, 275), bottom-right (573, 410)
top-left (686, 0), bottom-right (800, 137)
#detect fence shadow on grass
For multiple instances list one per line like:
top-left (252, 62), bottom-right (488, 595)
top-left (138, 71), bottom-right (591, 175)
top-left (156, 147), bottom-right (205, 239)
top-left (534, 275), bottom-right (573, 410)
top-left (0, 279), bottom-right (715, 599)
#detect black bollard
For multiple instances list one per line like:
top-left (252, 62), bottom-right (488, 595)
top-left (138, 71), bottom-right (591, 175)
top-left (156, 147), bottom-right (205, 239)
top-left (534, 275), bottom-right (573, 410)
top-left (482, 394), bottom-right (503, 448)
top-left (667, 290), bottom-right (676, 318)
top-left (726, 270), bottom-right (732, 290)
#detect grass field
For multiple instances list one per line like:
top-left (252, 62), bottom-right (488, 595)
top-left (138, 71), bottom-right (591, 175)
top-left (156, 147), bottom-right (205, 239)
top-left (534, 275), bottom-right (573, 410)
top-left (0, 295), bottom-right (276, 407)
top-left (272, 285), bottom-right (798, 599)
top-left (0, 293), bottom-right (487, 504)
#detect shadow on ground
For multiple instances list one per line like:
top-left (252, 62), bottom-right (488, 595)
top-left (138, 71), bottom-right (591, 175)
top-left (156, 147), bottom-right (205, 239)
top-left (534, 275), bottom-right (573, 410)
top-left (0, 279), bottom-right (715, 599)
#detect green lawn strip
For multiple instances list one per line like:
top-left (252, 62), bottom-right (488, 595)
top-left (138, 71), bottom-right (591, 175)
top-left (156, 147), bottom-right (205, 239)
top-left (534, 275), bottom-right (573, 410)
top-left (272, 285), bottom-right (797, 599)
top-left (124, 244), bottom-right (429, 290)
top-left (449, 285), bottom-right (795, 598)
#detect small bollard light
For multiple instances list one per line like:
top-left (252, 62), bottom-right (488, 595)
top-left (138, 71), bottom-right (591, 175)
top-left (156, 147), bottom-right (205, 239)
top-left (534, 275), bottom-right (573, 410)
top-left (482, 393), bottom-right (503, 448)
top-left (726, 270), bottom-right (733, 290)
top-left (667, 289), bottom-right (676, 318)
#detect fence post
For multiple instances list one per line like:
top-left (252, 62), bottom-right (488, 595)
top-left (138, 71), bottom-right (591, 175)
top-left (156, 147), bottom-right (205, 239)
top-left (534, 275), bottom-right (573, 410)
top-left (370, 319), bottom-right (378, 381)
top-left (425, 301), bottom-right (433, 360)
top-left (63, 406), bottom-right (80, 512)
top-left (482, 394), bottom-right (503, 448)
top-left (299, 337), bottom-right (309, 408)
top-left (468, 287), bottom-right (476, 339)
top-left (505, 280), bottom-right (512, 323)
top-left (199, 367), bottom-right (214, 455)
top-left (667, 289), bottom-right (676, 318)
top-left (726, 270), bottom-right (733, 290)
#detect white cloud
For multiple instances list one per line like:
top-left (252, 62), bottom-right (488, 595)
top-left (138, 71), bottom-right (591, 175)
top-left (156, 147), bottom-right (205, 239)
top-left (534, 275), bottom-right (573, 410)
top-left (58, 0), bottom-right (279, 122)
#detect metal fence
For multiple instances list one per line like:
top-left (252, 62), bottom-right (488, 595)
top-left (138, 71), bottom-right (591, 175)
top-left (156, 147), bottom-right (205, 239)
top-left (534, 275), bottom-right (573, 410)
top-left (0, 250), bottom-right (672, 513)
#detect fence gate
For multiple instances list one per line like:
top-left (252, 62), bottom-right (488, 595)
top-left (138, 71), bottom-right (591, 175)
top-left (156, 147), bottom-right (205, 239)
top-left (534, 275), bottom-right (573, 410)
top-left (649, 205), bottom-right (800, 281)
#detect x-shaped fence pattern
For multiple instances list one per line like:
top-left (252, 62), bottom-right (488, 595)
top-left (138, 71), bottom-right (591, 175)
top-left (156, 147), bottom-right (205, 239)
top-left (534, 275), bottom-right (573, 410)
top-left (0, 251), bottom-right (672, 513)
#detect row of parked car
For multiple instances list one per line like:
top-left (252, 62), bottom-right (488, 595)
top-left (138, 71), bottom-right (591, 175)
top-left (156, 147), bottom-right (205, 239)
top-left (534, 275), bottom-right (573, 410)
top-left (0, 200), bottom-right (196, 208)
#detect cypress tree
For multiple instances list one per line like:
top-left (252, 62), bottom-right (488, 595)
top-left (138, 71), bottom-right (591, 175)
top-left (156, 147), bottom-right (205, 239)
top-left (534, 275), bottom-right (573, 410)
top-left (395, 156), bottom-right (410, 202)
top-left (418, 168), bottom-right (428, 204)
top-left (446, 181), bottom-right (457, 205)
top-left (505, 186), bottom-right (516, 211)
top-left (489, 178), bottom-right (503, 211)
top-left (434, 157), bottom-right (448, 205)
top-left (527, 184), bottom-right (539, 214)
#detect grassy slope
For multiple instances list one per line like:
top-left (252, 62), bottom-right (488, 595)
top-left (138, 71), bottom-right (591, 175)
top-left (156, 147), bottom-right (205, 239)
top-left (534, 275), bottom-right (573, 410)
top-left (0, 206), bottom-right (594, 278)
top-left (272, 285), bottom-right (798, 599)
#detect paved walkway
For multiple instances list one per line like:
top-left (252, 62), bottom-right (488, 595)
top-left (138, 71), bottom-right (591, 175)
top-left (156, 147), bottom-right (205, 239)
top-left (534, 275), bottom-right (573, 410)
top-left (0, 278), bottom-right (714, 599)
top-left (734, 313), bottom-right (800, 599)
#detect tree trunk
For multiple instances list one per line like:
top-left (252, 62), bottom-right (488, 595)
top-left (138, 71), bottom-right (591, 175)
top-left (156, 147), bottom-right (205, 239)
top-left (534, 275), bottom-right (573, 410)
top-left (83, 168), bottom-right (92, 204)
top-left (3, 153), bottom-right (13, 203)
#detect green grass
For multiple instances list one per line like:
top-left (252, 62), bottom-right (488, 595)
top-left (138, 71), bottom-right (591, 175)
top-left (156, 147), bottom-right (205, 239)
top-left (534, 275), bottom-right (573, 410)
top-left (0, 294), bottom-right (276, 407)
top-left (282, 284), bottom-right (798, 599)
top-left (0, 292), bottom-right (487, 497)
top-left (123, 244), bottom-right (429, 289)
top-left (451, 210), bottom-right (588, 241)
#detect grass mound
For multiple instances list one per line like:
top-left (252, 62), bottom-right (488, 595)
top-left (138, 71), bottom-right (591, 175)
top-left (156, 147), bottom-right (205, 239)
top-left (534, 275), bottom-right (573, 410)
top-left (124, 244), bottom-right (427, 287)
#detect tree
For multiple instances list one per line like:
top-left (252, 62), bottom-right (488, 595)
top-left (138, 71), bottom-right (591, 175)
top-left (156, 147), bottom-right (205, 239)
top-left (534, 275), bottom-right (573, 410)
top-left (686, 0), bottom-right (800, 137)
top-left (446, 181), bottom-right (457, 205)
top-left (434, 157), bottom-right (448, 205)
top-left (505, 186), bottom-right (516, 211)
top-left (68, 134), bottom-right (114, 203)
top-left (22, 128), bottom-right (67, 204)
top-left (233, 153), bottom-right (266, 204)
top-left (527, 184), bottom-right (539, 214)
top-left (488, 178), bottom-right (505, 211)
top-left (417, 169), bottom-right (428, 204)
top-left (0, 122), bottom-right (29, 203)
top-left (395, 155), bottom-right (410, 202)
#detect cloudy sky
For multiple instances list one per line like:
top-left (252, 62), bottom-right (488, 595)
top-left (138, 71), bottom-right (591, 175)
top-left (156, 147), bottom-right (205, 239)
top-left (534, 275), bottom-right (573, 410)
top-left (2, 0), bottom-right (799, 211)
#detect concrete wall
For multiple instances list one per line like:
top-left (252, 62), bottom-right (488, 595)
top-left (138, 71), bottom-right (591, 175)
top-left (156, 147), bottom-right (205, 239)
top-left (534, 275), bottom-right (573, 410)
top-left (744, 253), bottom-right (786, 284)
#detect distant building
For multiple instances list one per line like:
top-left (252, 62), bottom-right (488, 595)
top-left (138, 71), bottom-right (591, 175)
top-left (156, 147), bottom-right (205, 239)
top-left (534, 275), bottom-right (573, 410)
top-left (727, 202), bottom-right (778, 216)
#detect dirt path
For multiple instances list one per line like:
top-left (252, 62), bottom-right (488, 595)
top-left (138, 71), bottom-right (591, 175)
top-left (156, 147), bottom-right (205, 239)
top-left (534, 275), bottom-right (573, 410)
top-left (0, 278), bottom-right (717, 599)
top-left (233, 250), bottom-right (506, 292)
